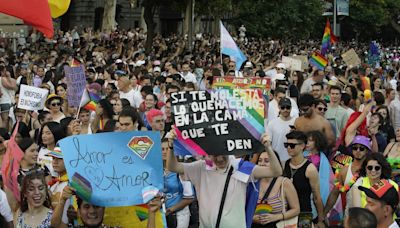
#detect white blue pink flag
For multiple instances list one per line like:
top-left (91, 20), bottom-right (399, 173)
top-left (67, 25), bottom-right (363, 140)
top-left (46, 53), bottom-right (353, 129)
top-left (220, 21), bottom-right (247, 71)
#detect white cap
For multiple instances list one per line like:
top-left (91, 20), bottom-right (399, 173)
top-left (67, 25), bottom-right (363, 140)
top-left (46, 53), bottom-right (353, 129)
top-left (115, 59), bottom-right (123, 64)
top-left (153, 66), bottom-right (161, 72)
top-left (244, 61), bottom-right (253, 68)
top-left (276, 63), bottom-right (286, 70)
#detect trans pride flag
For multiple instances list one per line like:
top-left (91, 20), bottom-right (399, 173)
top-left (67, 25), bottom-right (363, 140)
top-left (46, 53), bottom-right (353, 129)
top-left (220, 21), bottom-right (247, 71)
top-left (321, 19), bottom-right (337, 56)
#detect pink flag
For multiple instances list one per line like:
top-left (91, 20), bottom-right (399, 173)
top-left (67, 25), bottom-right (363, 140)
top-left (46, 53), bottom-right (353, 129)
top-left (1, 122), bottom-right (24, 201)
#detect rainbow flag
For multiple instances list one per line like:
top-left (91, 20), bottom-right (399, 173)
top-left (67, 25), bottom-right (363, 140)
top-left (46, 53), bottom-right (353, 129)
top-left (321, 19), bottom-right (338, 56)
top-left (71, 58), bottom-right (81, 67)
top-left (79, 89), bottom-right (100, 111)
top-left (309, 52), bottom-right (328, 70)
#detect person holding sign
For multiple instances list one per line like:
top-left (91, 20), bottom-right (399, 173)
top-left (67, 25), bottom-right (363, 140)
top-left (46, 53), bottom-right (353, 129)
top-left (167, 128), bottom-right (282, 228)
top-left (55, 186), bottom-right (164, 228)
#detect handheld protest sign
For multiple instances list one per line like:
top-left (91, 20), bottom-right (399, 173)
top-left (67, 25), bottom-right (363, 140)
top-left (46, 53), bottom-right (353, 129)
top-left (212, 76), bottom-right (270, 119)
top-left (64, 65), bottom-right (87, 107)
top-left (59, 131), bottom-right (163, 207)
top-left (17, 84), bottom-right (48, 111)
top-left (171, 89), bottom-right (265, 156)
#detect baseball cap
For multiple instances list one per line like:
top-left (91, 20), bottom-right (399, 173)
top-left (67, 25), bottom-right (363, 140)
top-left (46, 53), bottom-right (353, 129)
top-left (279, 98), bottom-right (291, 107)
top-left (358, 179), bottom-right (399, 209)
top-left (244, 61), bottom-right (253, 68)
top-left (276, 63), bottom-right (286, 70)
top-left (351, 135), bottom-right (372, 151)
top-left (46, 147), bottom-right (63, 158)
top-left (153, 66), bottom-right (161, 72)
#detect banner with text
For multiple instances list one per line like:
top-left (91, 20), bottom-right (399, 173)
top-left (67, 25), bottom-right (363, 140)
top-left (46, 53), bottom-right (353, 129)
top-left (64, 65), bottom-right (87, 107)
top-left (212, 76), bottom-right (270, 119)
top-left (59, 131), bottom-right (163, 207)
top-left (171, 89), bottom-right (265, 156)
top-left (17, 84), bottom-right (48, 111)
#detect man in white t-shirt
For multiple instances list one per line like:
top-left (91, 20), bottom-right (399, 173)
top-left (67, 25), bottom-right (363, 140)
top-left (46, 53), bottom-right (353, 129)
top-left (166, 130), bottom-right (282, 228)
top-left (118, 74), bottom-right (142, 108)
top-left (266, 98), bottom-right (296, 163)
top-left (267, 87), bottom-right (298, 125)
top-left (181, 63), bottom-right (197, 83)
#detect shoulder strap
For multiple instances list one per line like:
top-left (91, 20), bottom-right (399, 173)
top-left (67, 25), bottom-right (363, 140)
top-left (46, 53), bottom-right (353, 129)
top-left (280, 177), bottom-right (287, 213)
top-left (386, 142), bottom-right (397, 157)
top-left (261, 177), bottom-right (278, 202)
top-left (216, 166), bottom-right (234, 228)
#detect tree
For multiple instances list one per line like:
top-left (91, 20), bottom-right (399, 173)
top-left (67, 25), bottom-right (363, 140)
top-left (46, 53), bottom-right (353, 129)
top-left (341, 0), bottom-right (400, 40)
top-left (102, 0), bottom-right (117, 32)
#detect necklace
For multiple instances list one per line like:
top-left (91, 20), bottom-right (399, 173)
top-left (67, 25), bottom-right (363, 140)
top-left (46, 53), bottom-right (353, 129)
top-left (334, 168), bottom-right (359, 192)
top-left (289, 158), bottom-right (306, 180)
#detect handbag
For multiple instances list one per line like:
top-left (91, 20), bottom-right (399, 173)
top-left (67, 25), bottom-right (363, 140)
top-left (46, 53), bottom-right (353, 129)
top-left (276, 177), bottom-right (299, 228)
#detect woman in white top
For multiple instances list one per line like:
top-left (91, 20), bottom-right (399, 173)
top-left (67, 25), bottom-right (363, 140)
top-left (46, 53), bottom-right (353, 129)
top-left (37, 121), bottom-right (65, 177)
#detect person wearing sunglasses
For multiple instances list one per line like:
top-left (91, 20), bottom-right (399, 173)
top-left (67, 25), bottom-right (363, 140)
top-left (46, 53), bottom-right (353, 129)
top-left (351, 153), bottom-right (398, 214)
top-left (326, 85), bottom-right (350, 140)
top-left (282, 131), bottom-right (325, 227)
top-left (266, 98), bottom-right (296, 164)
top-left (294, 94), bottom-right (336, 147)
top-left (314, 99), bottom-right (328, 117)
top-left (45, 94), bottom-right (65, 123)
top-left (324, 135), bottom-right (370, 221)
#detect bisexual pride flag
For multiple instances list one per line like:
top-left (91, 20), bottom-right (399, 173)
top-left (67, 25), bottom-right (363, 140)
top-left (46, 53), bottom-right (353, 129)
top-left (220, 21), bottom-right (247, 71)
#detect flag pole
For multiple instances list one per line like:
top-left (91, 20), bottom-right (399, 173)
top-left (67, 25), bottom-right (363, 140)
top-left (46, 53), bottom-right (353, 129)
top-left (219, 20), bottom-right (223, 66)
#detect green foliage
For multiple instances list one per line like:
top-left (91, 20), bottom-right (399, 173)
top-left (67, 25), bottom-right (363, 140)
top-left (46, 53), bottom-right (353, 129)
top-left (228, 0), bottom-right (324, 39)
top-left (345, 0), bottom-right (398, 39)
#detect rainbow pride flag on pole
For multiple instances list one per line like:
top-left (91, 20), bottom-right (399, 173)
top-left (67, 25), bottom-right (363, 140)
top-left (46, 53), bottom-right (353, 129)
top-left (220, 21), bottom-right (247, 71)
top-left (79, 89), bottom-right (101, 111)
top-left (309, 52), bottom-right (328, 70)
top-left (321, 19), bottom-right (338, 56)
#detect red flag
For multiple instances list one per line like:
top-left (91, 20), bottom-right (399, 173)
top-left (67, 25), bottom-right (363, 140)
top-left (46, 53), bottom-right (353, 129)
top-left (0, 0), bottom-right (54, 38)
top-left (1, 122), bottom-right (25, 201)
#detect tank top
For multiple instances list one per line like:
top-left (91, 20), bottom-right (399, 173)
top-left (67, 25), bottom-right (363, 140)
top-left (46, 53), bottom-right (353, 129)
top-left (283, 159), bottom-right (312, 212)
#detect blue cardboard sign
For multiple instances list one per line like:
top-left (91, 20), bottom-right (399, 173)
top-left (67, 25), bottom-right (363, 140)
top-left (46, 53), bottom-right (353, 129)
top-left (59, 131), bottom-right (164, 207)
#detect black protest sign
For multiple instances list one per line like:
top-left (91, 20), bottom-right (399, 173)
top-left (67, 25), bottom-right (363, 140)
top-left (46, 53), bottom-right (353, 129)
top-left (171, 89), bottom-right (265, 156)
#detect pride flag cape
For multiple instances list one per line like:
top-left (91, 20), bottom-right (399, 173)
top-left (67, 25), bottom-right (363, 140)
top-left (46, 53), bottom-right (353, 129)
top-left (79, 89), bottom-right (100, 111)
top-left (309, 52), bottom-right (328, 70)
top-left (321, 19), bottom-right (337, 56)
top-left (220, 21), bottom-right (247, 71)
top-left (304, 151), bottom-right (343, 224)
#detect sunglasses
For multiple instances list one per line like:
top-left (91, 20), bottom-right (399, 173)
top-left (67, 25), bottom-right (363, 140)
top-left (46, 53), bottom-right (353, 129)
top-left (284, 142), bottom-right (301, 149)
top-left (300, 107), bottom-right (310, 112)
top-left (352, 146), bottom-right (366, 151)
top-left (280, 106), bottom-right (291, 110)
top-left (367, 165), bottom-right (381, 171)
top-left (51, 102), bottom-right (61, 107)
top-left (318, 107), bottom-right (327, 112)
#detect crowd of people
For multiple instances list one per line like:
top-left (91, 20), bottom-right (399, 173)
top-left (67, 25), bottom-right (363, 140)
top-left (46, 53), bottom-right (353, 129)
top-left (0, 26), bottom-right (399, 228)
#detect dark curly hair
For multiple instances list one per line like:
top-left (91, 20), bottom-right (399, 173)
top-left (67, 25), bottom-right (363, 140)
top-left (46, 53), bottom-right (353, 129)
top-left (20, 171), bottom-right (51, 212)
top-left (359, 153), bottom-right (391, 179)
